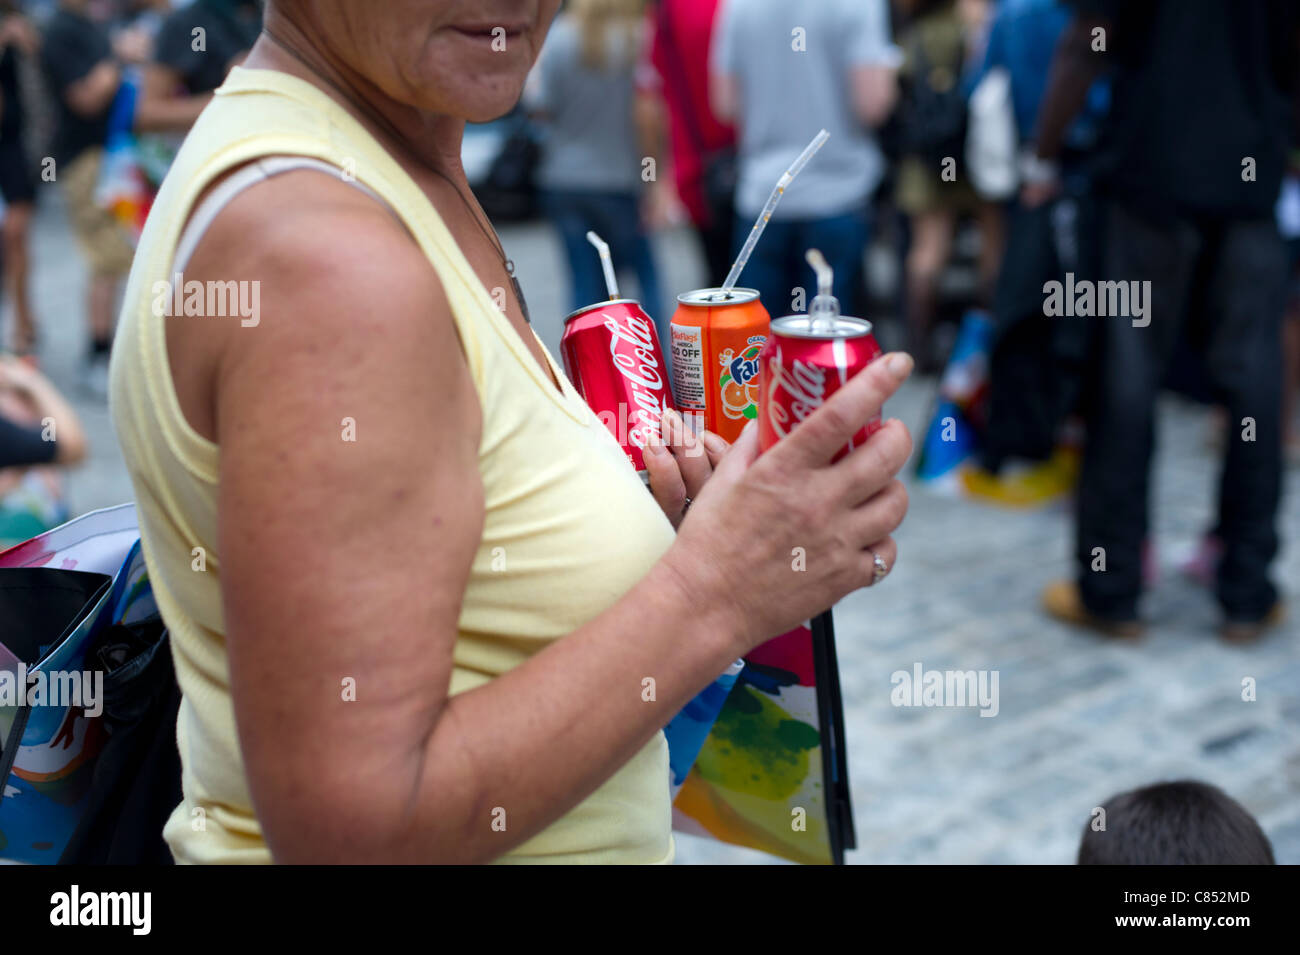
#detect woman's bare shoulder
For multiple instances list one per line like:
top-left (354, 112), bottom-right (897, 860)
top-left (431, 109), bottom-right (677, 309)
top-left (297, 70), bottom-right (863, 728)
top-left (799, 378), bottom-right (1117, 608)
top-left (168, 164), bottom-right (478, 444)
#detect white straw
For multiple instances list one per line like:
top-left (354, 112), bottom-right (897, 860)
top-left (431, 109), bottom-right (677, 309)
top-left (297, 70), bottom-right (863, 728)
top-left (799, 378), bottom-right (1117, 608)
top-left (586, 231), bottom-right (620, 300)
top-left (720, 129), bottom-right (830, 294)
top-left (806, 248), bottom-right (837, 333)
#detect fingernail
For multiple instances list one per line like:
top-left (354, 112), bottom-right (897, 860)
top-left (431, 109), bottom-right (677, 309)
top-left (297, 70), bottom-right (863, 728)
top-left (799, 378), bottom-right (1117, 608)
top-left (702, 431), bottom-right (727, 454)
top-left (645, 430), bottom-right (666, 455)
top-left (887, 353), bottom-right (913, 379)
top-left (662, 407), bottom-right (682, 432)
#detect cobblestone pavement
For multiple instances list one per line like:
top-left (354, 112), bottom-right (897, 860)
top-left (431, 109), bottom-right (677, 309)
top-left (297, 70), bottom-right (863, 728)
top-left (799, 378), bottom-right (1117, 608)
top-left (19, 188), bottom-right (1298, 865)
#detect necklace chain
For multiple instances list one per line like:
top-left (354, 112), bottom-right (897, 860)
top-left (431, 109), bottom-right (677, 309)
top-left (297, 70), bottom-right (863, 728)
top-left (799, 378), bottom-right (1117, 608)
top-left (259, 26), bottom-right (531, 324)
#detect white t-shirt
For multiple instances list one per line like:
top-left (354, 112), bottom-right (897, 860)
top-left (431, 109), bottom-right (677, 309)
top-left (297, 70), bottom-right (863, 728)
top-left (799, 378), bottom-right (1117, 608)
top-left (712, 0), bottom-right (897, 219)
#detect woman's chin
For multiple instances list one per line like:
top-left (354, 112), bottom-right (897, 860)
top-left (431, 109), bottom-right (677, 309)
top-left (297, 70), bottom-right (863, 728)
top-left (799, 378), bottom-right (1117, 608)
top-left (405, 34), bottom-right (535, 119)
top-left (429, 76), bottom-right (528, 123)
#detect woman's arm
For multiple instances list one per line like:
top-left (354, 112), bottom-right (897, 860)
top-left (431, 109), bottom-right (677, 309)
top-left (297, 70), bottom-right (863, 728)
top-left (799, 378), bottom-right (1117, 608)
top-left (200, 172), bottom-right (910, 864)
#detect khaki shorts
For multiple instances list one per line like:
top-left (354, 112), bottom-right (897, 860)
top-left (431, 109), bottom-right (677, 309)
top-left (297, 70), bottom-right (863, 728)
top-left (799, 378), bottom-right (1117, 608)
top-left (895, 155), bottom-right (982, 218)
top-left (63, 147), bottom-right (135, 277)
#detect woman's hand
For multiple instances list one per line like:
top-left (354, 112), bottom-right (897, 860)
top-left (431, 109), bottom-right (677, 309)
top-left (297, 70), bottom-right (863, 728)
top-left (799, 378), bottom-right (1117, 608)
top-left (662, 352), bottom-right (914, 653)
top-left (643, 407), bottom-right (729, 528)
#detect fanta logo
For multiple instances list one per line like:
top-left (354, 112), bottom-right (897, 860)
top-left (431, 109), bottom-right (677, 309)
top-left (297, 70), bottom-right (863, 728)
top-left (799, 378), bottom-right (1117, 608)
top-left (718, 340), bottom-right (766, 421)
top-left (728, 352), bottom-right (761, 386)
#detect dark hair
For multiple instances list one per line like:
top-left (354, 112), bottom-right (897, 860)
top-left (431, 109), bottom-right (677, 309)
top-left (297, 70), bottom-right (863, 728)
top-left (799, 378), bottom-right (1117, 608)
top-left (1078, 781), bottom-right (1275, 865)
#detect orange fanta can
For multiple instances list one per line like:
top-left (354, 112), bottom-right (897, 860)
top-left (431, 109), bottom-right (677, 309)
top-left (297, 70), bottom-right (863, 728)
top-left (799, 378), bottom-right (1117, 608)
top-left (668, 287), bottom-right (771, 443)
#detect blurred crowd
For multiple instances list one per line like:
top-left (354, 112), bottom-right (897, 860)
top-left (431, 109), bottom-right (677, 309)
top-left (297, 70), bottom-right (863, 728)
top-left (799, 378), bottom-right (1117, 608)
top-left (0, 0), bottom-right (1296, 617)
top-left (528, 0), bottom-right (1299, 646)
top-left (0, 0), bottom-right (259, 547)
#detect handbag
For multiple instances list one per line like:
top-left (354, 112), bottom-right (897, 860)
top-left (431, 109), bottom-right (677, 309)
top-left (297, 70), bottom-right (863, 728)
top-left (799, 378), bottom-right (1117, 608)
top-left (671, 613), bottom-right (856, 865)
top-left (0, 504), bottom-right (174, 864)
top-left (476, 111), bottom-right (541, 223)
top-left (966, 67), bottom-right (1018, 200)
top-left (896, 33), bottom-right (969, 164)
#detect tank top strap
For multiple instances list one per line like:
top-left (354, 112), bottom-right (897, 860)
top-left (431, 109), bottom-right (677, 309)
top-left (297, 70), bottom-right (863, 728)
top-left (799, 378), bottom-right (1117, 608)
top-left (172, 155), bottom-right (399, 274)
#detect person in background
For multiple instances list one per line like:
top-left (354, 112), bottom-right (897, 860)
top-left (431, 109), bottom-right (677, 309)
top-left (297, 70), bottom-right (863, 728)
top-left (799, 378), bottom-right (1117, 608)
top-left (529, 0), bottom-right (665, 331)
top-left (711, 0), bottom-right (897, 318)
top-left (1182, 156), bottom-right (1300, 590)
top-left (1036, 0), bottom-right (1298, 643)
top-left (1282, 160), bottom-right (1300, 464)
top-left (966, 0), bottom-right (1108, 479)
top-left (0, 3), bottom-right (40, 360)
top-left (135, 0), bottom-right (261, 133)
top-left (1077, 780), bottom-right (1275, 865)
top-left (40, 0), bottom-right (130, 398)
top-left (0, 354), bottom-right (86, 544)
top-left (0, 353), bottom-right (86, 468)
top-left (893, 0), bottom-right (1000, 373)
top-left (643, 0), bottom-right (735, 287)
top-left (111, 0), bottom-right (170, 64)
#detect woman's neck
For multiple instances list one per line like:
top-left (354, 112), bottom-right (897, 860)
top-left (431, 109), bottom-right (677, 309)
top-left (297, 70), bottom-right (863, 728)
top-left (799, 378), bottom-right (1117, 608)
top-left (247, 12), bottom-right (469, 185)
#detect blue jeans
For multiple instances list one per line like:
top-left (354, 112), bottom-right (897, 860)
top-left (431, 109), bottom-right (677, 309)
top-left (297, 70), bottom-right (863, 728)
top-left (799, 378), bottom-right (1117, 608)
top-left (733, 206), bottom-right (870, 318)
top-left (542, 190), bottom-right (666, 340)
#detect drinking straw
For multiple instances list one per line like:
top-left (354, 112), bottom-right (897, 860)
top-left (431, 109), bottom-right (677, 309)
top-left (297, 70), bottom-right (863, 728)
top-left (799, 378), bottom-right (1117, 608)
top-left (806, 248), bottom-right (839, 333)
top-left (586, 231), bottom-right (620, 300)
top-left (720, 128), bottom-right (830, 295)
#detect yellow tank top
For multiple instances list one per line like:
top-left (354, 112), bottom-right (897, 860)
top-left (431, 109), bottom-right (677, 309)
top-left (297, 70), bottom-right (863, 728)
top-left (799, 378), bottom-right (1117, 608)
top-left (108, 67), bottom-right (677, 864)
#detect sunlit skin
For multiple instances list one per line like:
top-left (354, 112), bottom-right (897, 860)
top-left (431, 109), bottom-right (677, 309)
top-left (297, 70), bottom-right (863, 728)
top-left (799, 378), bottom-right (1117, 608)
top-left (268, 0), bottom-right (555, 122)
top-left (161, 0), bottom-right (911, 863)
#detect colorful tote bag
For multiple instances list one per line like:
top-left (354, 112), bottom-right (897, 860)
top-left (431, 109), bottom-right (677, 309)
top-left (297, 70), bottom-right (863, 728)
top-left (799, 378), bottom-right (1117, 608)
top-left (0, 504), bottom-right (156, 863)
top-left (671, 612), bottom-right (856, 865)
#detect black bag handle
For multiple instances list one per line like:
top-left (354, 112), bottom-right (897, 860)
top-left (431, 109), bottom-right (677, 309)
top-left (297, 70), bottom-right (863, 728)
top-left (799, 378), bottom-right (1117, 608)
top-left (0, 705), bottom-right (30, 797)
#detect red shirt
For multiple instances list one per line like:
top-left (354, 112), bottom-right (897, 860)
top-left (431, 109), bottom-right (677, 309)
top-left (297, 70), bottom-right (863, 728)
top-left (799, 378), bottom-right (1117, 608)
top-left (643, 0), bottom-right (736, 226)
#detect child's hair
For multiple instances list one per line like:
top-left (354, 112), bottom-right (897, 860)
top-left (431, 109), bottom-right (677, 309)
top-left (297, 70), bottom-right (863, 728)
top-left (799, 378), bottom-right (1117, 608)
top-left (1078, 780), bottom-right (1274, 864)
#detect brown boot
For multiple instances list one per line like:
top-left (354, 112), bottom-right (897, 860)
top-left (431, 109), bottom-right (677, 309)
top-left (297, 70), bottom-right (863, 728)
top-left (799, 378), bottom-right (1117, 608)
top-left (1221, 602), bottom-right (1286, 645)
top-left (1042, 579), bottom-right (1144, 640)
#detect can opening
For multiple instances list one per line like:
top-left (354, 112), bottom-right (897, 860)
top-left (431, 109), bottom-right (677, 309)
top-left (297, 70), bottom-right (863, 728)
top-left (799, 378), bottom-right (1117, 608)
top-left (563, 298), bottom-right (642, 323)
top-left (676, 287), bottom-right (761, 307)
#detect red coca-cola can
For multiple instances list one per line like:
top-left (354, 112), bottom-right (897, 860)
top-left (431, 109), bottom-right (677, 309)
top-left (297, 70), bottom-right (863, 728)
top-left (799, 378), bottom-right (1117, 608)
top-left (757, 313), bottom-right (883, 461)
top-left (560, 298), bottom-right (675, 480)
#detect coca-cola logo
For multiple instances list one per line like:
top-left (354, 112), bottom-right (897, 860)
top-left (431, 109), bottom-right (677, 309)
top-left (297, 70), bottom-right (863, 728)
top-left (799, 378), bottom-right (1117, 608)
top-left (766, 346), bottom-right (827, 441)
top-left (603, 311), bottom-right (668, 447)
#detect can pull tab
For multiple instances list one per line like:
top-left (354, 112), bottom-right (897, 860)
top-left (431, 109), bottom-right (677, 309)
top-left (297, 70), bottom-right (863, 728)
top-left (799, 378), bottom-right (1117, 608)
top-left (806, 248), bottom-right (839, 333)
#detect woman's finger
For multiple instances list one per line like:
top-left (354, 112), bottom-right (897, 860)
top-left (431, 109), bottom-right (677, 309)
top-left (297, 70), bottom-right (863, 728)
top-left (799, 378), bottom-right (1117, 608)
top-left (706, 419), bottom-right (759, 488)
top-left (833, 418), bottom-right (914, 507)
top-left (663, 409), bottom-right (714, 499)
top-left (844, 479), bottom-right (909, 549)
top-left (701, 430), bottom-right (729, 469)
top-left (777, 352), bottom-right (913, 467)
top-left (643, 429), bottom-right (687, 525)
top-left (858, 535), bottom-right (898, 588)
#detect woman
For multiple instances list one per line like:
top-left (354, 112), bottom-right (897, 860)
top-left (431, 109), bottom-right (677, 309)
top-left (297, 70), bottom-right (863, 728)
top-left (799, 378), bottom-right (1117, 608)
top-left (530, 0), bottom-right (665, 329)
top-left (109, 0), bottom-right (912, 864)
top-left (894, 0), bottom-right (1001, 373)
top-left (0, 4), bottom-right (39, 358)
